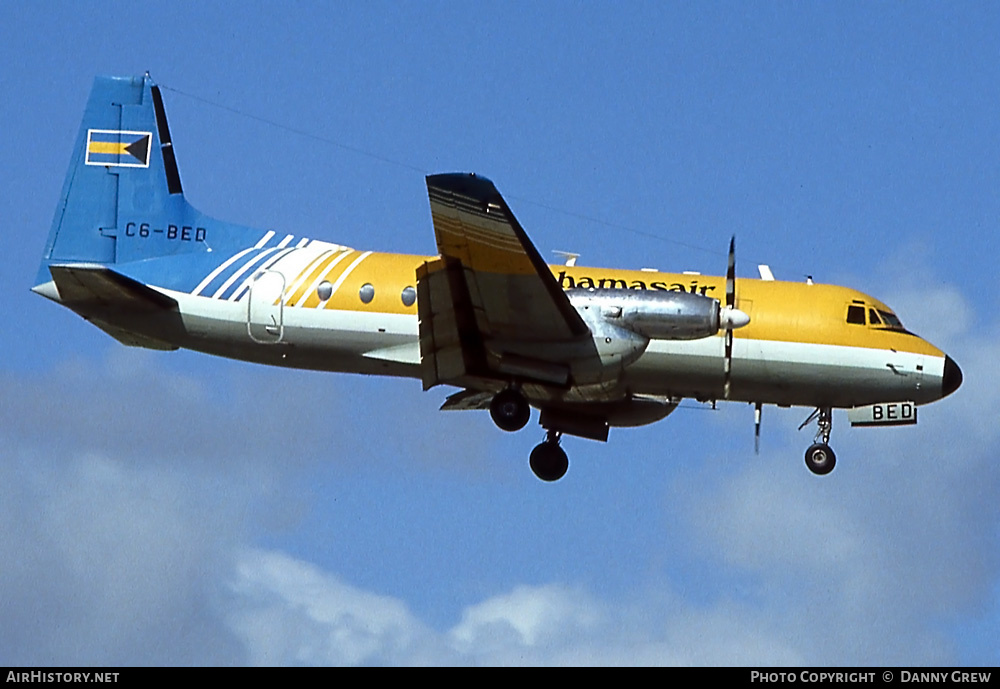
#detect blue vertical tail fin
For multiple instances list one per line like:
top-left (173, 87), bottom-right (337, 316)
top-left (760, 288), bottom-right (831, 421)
top-left (37, 74), bottom-right (202, 284)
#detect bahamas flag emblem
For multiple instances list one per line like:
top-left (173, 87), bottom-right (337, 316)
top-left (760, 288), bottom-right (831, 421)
top-left (85, 129), bottom-right (152, 168)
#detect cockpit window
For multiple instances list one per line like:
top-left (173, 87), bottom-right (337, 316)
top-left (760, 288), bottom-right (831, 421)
top-left (868, 309), bottom-right (882, 325)
top-left (878, 310), bottom-right (904, 329)
top-left (846, 305), bottom-right (865, 325)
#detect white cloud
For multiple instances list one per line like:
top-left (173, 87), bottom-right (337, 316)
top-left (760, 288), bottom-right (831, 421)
top-left (445, 585), bottom-right (803, 666)
top-left (227, 549), bottom-right (445, 666)
top-left (0, 352), bottom-right (306, 665)
top-left (451, 584), bottom-right (600, 651)
top-left (0, 447), bottom-right (245, 665)
top-left (226, 554), bottom-right (804, 666)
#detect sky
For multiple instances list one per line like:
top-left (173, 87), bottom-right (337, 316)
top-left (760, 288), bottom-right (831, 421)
top-left (1, 1), bottom-right (998, 666)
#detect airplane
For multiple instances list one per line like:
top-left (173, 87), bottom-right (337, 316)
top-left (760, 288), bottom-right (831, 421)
top-left (33, 75), bottom-right (963, 481)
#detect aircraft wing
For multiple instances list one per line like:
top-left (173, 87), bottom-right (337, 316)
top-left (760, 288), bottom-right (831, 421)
top-left (419, 173), bottom-right (594, 391)
top-left (426, 174), bottom-right (588, 340)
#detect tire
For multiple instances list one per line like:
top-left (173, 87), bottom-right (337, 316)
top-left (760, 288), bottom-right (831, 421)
top-left (804, 443), bottom-right (836, 476)
top-left (490, 389), bottom-right (530, 432)
top-left (529, 442), bottom-right (569, 482)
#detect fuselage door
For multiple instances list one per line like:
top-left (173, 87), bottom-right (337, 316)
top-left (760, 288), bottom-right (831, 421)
top-left (248, 269), bottom-right (285, 343)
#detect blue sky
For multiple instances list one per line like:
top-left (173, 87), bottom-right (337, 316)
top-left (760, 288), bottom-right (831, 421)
top-left (2, 1), bottom-right (998, 665)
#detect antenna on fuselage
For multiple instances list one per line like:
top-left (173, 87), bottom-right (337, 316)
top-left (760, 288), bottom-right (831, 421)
top-left (553, 251), bottom-right (579, 267)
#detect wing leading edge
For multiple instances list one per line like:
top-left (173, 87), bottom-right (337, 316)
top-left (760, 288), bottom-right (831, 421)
top-left (419, 174), bottom-right (596, 391)
top-left (426, 173), bottom-right (588, 340)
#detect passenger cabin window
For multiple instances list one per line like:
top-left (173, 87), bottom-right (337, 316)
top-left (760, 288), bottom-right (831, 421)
top-left (401, 286), bottom-right (416, 307)
top-left (846, 305), bottom-right (865, 325)
top-left (359, 283), bottom-right (375, 304)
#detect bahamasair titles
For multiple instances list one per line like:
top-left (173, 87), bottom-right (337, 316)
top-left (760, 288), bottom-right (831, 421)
top-left (34, 75), bottom-right (962, 481)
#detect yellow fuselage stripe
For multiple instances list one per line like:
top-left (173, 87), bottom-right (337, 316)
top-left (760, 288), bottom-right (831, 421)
top-left (286, 250), bottom-right (344, 306)
top-left (271, 249), bottom-right (944, 358)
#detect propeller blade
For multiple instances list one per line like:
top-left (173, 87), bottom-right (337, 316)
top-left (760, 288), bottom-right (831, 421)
top-left (724, 236), bottom-right (736, 399)
top-left (724, 329), bottom-right (733, 399)
top-left (754, 401), bottom-right (762, 454)
top-left (726, 236), bottom-right (736, 309)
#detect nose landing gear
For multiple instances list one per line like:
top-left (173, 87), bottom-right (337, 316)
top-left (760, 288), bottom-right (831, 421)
top-left (804, 442), bottom-right (836, 475)
top-left (800, 407), bottom-right (836, 475)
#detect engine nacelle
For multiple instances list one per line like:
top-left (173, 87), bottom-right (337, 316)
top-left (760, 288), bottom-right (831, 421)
top-left (568, 288), bottom-right (722, 340)
top-left (538, 394), bottom-right (680, 442)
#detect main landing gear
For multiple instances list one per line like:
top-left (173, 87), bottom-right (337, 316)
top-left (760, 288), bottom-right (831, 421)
top-left (529, 430), bottom-right (568, 482)
top-left (489, 389), bottom-right (569, 481)
top-left (800, 407), bottom-right (836, 475)
top-left (490, 388), bottom-right (530, 432)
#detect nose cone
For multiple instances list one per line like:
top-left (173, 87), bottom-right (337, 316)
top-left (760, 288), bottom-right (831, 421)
top-left (942, 355), bottom-right (963, 398)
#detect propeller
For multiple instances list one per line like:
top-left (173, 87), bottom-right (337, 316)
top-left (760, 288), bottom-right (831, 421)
top-left (754, 401), bottom-right (762, 454)
top-left (721, 236), bottom-right (750, 399)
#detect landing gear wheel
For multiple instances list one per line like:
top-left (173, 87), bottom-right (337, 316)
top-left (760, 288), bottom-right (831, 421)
top-left (490, 389), bottom-right (530, 432)
top-left (529, 440), bottom-right (569, 482)
top-left (805, 443), bottom-right (836, 475)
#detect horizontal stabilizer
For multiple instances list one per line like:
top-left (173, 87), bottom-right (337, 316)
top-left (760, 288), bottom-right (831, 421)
top-left (40, 265), bottom-right (180, 350)
top-left (47, 264), bottom-right (178, 312)
top-left (89, 320), bottom-right (178, 351)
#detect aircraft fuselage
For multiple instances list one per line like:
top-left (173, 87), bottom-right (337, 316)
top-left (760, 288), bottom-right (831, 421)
top-left (37, 243), bottom-right (953, 410)
top-left (33, 75), bottom-right (963, 480)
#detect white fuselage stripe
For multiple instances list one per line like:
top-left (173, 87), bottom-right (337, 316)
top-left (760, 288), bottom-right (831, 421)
top-left (323, 251), bottom-right (373, 302)
top-left (254, 230), bottom-right (276, 248)
top-left (283, 249), bottom-right (336, 302)
top-left (212, 248), bottom-right (278, 299)
top-left (294, 250), bottom-right (353, 306)
top-left (191, 247), bottom-right (255, 296)
top-left (229, 247), bottom-right (298, 302)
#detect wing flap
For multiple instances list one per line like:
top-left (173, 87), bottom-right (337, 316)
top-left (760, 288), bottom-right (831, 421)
top-left (416, 257), bottom-right (489, 390)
